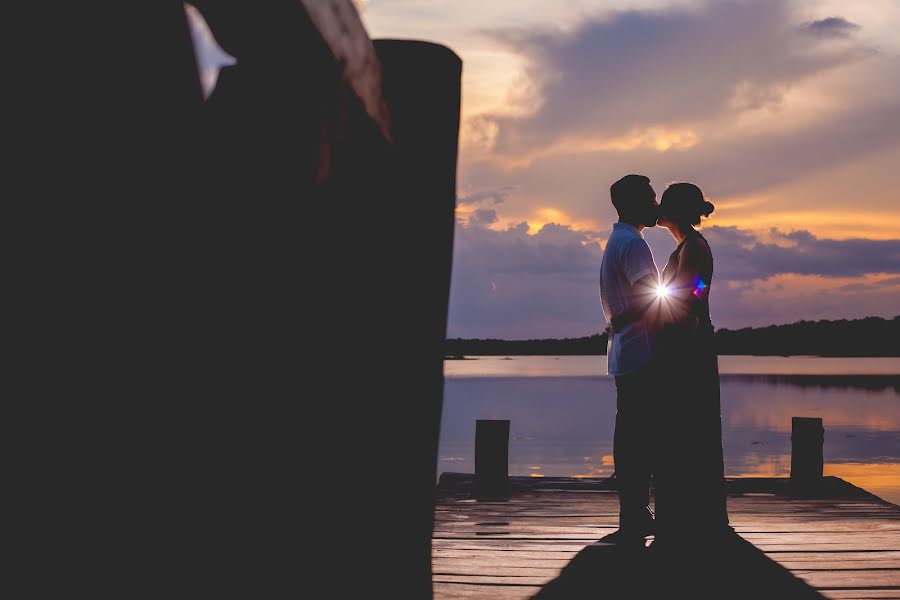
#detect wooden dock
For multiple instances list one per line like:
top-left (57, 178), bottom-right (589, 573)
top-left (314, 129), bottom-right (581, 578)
top-left (434, 474), bottom-right (900, 599)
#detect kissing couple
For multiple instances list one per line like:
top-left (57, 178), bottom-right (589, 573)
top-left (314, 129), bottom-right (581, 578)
top-left (599, 174), bottom-right (734, 548)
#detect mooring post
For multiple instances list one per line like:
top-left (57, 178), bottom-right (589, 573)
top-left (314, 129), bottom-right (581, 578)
top-left (476, 420), bottom-right (510, 492)
top-left (791, 417), bottom-right (824, 481)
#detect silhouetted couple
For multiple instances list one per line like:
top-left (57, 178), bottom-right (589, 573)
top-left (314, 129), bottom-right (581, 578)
top-left (599, 174), bottom-right (733, 548)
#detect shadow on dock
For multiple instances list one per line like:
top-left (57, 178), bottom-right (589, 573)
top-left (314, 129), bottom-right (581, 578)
top-left (436, 472), bottom-right (896, 599)
top-left (532, 532), bottom-right (826, 599)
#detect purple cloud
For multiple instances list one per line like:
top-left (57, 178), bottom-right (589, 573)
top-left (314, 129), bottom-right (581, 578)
top-left (448, 221), bottom-right (900, 338)
top-left (469, 208), bottom-right (499, 226)
top-left (481, 0), bottom-right (872, 154)
top-left (458, 186), bottom-right (516, 205)
top-left (448, 221), bottom-right (604, 338)
top-left (804, 17), bottom-right (860, 38)
top-left (696, 227), bottom-right (900, 281)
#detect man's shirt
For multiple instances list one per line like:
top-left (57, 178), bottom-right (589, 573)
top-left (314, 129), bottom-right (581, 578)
top-left (599, 222), bottom-right (659, 376)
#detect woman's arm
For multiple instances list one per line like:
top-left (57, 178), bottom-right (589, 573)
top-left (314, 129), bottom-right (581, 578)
top-left (660, 238), bottom-right (712, 329)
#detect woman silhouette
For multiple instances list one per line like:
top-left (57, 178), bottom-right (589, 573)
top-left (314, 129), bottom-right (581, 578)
top-left (653, 182), bottom-right (732, 545)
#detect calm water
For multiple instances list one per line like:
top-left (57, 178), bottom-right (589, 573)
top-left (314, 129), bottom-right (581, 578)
top-left (440, 356), bottom-right (900, 505)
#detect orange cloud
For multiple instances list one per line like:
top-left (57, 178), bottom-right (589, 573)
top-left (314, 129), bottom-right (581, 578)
top-left (712, 211), bottom-right (900, 241)
top-left (520, 207), bottom-right (600, 235)
top-left (478, 127), bottom-right (701, 170)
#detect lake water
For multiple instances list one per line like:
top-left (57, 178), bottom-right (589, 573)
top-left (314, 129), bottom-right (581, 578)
top-left (440, 356), bottom-right (900, 505)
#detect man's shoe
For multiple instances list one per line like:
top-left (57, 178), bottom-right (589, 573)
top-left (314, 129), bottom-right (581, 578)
top-left (597, 528), bottom-right (648, 546)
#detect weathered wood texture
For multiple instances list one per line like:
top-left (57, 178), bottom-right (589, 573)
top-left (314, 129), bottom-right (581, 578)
top-left (435, 474), bottom-right (900, 599)
top-left (301, 0), bottom-right (391, 137)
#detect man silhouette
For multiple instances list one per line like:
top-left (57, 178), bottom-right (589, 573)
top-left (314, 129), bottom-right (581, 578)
top-left (598, 174), bottom-right (660, 544)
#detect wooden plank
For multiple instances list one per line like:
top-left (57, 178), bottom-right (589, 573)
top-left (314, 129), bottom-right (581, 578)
top-left (769, 552), bottom-right (900, 562)
top-left (433, 582), bottom-right (542, 599)
top-left (778, 561), bottom-right (900, 570)
top-left (792, 569), bottom-right (900, 588)
top-left (434, 541), bottom-right (601, 552)
top-left (435, 557), bottom-right (573, 569)
top-left (434, 565), bottom-right (562, 577)
top-left (752, 544), bottom-right (900, 552)
top-left (435, 528), bottom-right (615, 537)
top-left (747, 533), bottom-right (900, 544)
top-left (435, 574), bottom-right (555, 585)
top-left (434, 549), bottom-right (580, 560)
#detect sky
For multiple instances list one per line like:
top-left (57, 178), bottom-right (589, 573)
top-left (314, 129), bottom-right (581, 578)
top-left (356, 0), bottom-right (900, 338)
top-left (190, 1), bottom-right (900, 338)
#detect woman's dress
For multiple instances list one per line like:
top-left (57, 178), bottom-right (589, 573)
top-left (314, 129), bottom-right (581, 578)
top-left (654, 230), bottom-right (731, 539)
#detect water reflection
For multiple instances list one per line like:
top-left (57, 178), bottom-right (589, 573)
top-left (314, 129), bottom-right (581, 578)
top-left (444, 355), bottom-right (900, 378)
top-left (439, 359), bottom-right (900, 505)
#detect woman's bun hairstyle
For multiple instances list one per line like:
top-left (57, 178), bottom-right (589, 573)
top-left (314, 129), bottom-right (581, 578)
top-left (660, 182), bottom-right (714, 226)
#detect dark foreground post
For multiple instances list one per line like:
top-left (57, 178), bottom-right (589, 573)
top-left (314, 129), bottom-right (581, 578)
top-left (476, 420), bottom-right (511, 493)
top-left (22, 3), bottom-right (460, 596)
top-left (791, 417), bottom-right (824, 481)
top-left (367, 38), bottom-right (461, 598)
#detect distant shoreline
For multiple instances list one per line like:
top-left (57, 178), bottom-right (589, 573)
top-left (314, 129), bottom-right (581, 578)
top-left (443, 354), bottom-right (900, 359)
top-left (445, 315), bottom-right (900, 358)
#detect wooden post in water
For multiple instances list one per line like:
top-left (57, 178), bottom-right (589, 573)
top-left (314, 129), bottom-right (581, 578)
top-left (476, 420), bottom-right (510, 492)
top-left (791, 417), bottom-right (824, 481)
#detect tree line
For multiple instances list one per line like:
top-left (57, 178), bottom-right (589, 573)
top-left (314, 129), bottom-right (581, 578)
top-left (445, 315), bottom-right (900, 357)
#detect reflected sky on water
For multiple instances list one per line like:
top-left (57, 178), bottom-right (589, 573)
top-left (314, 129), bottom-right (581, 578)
top-left (439, 357), bottom-right (900, 505)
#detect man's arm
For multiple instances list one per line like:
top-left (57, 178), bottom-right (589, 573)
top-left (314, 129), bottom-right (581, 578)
top-left (610, 240), bottom-right (659, 332)
top-left (610, 273), bottom-right (658, 331)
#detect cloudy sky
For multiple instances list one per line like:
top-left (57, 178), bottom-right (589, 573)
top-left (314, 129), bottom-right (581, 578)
top-left (360, 0), bottom-right (900, 338)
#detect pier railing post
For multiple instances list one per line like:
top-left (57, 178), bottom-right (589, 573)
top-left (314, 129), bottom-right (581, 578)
top-left (791, 417), bottom-right (824, 481)
top-left (476, 420), bottom-right (510, 493)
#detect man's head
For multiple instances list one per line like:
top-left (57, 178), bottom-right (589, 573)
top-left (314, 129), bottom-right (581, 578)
top-left (610, 174), bottom-right (658, 228)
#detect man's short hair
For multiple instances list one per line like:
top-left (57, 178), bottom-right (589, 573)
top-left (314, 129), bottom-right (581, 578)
top-left (610, 174), bottom-right (652, 218)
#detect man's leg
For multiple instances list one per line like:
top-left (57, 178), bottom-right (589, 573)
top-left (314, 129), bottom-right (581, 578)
top-left (613, 368), bottom-right (654, 535)
top-left (652, 374), bottom-right (681, 541)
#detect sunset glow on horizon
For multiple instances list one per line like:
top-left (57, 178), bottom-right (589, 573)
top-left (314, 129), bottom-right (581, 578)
top-left (361, 0), bottom-right (900, 337)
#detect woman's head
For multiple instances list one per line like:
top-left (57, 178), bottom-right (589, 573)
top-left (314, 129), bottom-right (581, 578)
top-left (658, 182), bottom-right (715, 230)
